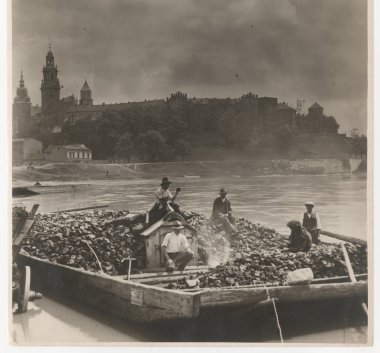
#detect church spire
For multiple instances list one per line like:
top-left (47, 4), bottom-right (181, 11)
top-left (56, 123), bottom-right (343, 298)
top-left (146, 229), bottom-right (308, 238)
top-left (79, 80), bottom-right (93, 106)
top-left (19, 70), bottom-right (25, 88)
top-left (41, 43), bottom-right (61, 114)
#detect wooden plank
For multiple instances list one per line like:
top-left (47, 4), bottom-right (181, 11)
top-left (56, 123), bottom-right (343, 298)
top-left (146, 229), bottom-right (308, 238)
top-left (320, 229), bottom-right (367, 247)
top-left (52, 204), bottom-right (109, 213)
top-left (179, 273), bottom-right (368, 292)
top-left (19, 253), bottom-right (200, 319)
top-left (200, 281), bottom-right (368, 308)
top-left (120, 266), bottom-right (209, 281)
top-left (341, 243), bottom-right (368, 316)
top-left (13, 219), bottom-right (35, 247)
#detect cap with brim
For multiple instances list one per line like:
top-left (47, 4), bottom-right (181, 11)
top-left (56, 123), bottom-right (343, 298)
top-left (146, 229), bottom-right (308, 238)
top-left (219, 188), bottom-right (228, 195)
top-left (161, 177), bottom-right (172, 186)
top-left (172, 220), bottom-right (185, 229)
top-left (305, 201), bottom-right (314, 206)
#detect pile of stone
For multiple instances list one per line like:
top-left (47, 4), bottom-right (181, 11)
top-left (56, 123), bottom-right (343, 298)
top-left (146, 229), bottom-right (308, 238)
top-left (21, 209), bottom-right (367, 286)
top-left (167, 215), bottom-right (367, 289)
top-left (21, 210), bottom-right (146, 275)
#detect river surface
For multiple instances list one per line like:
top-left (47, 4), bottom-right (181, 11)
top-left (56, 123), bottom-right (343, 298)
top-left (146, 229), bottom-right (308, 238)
top-left (12, 174), bottom-right (368, 344)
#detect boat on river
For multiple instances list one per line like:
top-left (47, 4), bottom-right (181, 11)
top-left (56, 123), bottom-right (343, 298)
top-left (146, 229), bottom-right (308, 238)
top-left (18, 252), bottom-right (367, 323)
top-left (17, 209), bottom-right (368, 323)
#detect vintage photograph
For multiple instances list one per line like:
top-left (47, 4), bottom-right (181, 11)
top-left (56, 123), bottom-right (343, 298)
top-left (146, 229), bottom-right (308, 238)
top-left (10, 0), bottom-right (370, 345)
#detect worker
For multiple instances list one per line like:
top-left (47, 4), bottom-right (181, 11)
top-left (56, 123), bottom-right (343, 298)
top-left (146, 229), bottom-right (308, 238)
top-left (300, 201), bottom-right (322, 244)
top-left (211, 188), bottom-right (236, 234)
top-left (285, 220), bottom-right (312, 252)
top-left (161, 221), bottom-right (194, 272)
top-left (149, 177), bottom-right (183, 224)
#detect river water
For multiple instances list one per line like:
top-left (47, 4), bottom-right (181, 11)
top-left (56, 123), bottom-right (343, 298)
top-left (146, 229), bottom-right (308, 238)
top-left (12, 174), bottom-right (368, 344)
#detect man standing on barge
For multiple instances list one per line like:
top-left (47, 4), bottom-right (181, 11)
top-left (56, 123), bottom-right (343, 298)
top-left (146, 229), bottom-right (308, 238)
top-left (300, 201), bottom-right (322, 244)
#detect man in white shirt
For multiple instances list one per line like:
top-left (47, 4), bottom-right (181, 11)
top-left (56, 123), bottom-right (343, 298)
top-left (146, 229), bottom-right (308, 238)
top-left (149, 177), bottom-right (182, 224)
top-left (161, 221), bottom-right (194, 272)
top-left (300, 201), bottom-right (322, 244)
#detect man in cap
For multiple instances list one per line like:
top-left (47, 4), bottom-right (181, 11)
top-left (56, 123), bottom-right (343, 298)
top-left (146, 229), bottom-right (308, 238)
top-left (300, 201), bottom-right (322, 244)
top-left (285, 220), bottom-right (312, 252)
top-left (161, 221), bottom-right (194, 272)
top-left (149, 177), bottom-right (182, 224)
top-left (211, 188), bottom-right (236, 234)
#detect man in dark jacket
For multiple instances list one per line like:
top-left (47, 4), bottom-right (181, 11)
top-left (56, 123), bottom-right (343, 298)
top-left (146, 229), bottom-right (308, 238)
top-left (211, 188), bottom-right (236, 233)
top-left (286, 220), bottom-right (312, 252)
top-left (300, 201), bottom-right (322, 244)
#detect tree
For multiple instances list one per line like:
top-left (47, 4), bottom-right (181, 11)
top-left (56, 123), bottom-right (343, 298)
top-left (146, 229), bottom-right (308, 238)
top-left (175, 139), bottom-right (192, 161)
top-left (134, 130), bottom-right (166, 162)
top-left (351, 134), bottom-right (367, 157)
top-left (218, 109), bottom-right (253, 148)
top-left (114, 132), bottom-right (135, 161)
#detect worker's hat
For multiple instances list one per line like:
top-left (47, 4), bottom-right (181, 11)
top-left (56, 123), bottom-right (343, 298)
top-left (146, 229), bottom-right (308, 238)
top-left (161, 177), bottom-right (172, 186)
top-left (304, 201), bottom-right (314, 207)
top-left (219, 187), bottom-right (228, 195)
top-left (172, 220), bottom-right (185, 230)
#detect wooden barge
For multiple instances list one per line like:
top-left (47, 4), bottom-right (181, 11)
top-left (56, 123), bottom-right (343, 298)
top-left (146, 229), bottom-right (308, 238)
top-left (15, 209), bottom-right (368, 323)
top-left (18, 252), bottom-right (368, 323)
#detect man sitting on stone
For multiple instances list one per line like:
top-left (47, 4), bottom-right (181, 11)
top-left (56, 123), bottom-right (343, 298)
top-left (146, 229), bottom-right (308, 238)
top-left (161, 221), bottom-right (194, 272)
top-left (211, 188), bottom-right (236, 234)
top-left (300, 201), bottom-right (322, 244)
top-left (149, 177), bottom-right (182, 224)
top-left (285, 220), bottom-right (312, 252)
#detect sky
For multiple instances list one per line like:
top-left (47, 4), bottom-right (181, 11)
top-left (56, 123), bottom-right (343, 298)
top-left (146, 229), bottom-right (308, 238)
top-left (11, 0), bottom-right (368, 134)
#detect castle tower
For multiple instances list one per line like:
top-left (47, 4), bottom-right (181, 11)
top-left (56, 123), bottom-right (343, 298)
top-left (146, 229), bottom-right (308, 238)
top-left (79, 80), bottom-right (93, 106)
top-left (13, 70), bottom-right (31, 137)
top-left (41, 44), bottom-right (61, 115)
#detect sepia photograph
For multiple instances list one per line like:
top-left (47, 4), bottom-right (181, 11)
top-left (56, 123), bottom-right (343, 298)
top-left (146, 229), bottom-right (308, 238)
top-left (7, 0), bottom-right (372, 346)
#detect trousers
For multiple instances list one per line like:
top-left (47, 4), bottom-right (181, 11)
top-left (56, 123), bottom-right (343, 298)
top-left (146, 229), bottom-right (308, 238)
top-left (167, 250), bottom-right (194, 270)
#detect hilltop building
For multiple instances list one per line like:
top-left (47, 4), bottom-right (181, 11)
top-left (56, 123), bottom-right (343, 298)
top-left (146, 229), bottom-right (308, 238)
top-left (41, 44), bottom-right (61, 115)
top-left (13, 71), bottom-right (32, 137)
top-left (15, 45), bottom-right (340, 141)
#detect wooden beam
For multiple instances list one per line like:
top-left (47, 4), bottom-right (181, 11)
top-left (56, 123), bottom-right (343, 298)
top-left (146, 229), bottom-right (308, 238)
top-left (19, 253), bottom-right (201, 319)
top-left (320, 229), bottom-right (367, 247)
top-left (200, 281), bottom-right (368, 308)
top-left (341, 243), bottom-right (368, 317)
top-left (52, 204), bottom-right (109, 213)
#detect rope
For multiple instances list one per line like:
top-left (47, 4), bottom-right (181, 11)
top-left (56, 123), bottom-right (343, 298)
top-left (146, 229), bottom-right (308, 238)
top-left (272, 298), bottom-right (284, 343)
top-left (84, 241), bottom-right (103, 273)
top-left (263, 284), bottom-right (284, 343)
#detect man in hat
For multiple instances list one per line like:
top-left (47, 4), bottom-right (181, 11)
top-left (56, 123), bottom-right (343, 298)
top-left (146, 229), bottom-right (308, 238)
top-left (300, 201), bottom-right (322, 244)
top-left (149, 177), bottom-right (182, 224)
top-left (285, 220), bottom-right (312, 252)
top-left (161, 221), bottom-right (194, 272)
top-left (211, 188), bottom-right (236, 234)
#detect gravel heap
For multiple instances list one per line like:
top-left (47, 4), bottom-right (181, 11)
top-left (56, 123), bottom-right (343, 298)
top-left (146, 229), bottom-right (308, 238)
top-left (21, 210), bottom-right (146, 275)
top-left (167, 214), bottom-right (367, 289)
top-left (20, 210), bottom-right (367, 287)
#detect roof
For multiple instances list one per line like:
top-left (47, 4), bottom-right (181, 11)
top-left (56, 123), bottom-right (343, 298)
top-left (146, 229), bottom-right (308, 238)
top-left (44, 144), bottom-right (91, 152)
top-left (277, 103), bottom-right (296, 111)
top-left (13, 138), bottom-right (42, 144)
top-left (141, 212), bottom-right (197, 236)
top-left (81, 80), bottom-right (91, 91)
top-left (309, 102), bottom-right (323, 110)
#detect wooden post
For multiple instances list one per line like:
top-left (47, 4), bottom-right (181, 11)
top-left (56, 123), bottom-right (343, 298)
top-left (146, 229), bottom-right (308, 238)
top-left (340, 243), bottom-right (368, 317)
top-left (321, 230), bottom-right (367, 247)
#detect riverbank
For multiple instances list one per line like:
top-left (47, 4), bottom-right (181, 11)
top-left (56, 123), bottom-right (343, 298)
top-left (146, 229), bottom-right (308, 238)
top-left (13, 158), bottom-right (364, 183)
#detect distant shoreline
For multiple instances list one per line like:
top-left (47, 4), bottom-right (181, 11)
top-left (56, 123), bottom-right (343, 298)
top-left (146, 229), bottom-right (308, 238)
top-left (12, 158), bottom-right (365, 184)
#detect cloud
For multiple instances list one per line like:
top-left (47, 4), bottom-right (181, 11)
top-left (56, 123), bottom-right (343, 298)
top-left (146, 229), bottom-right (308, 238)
top-left (12, 0), bottom-right (368, 132)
